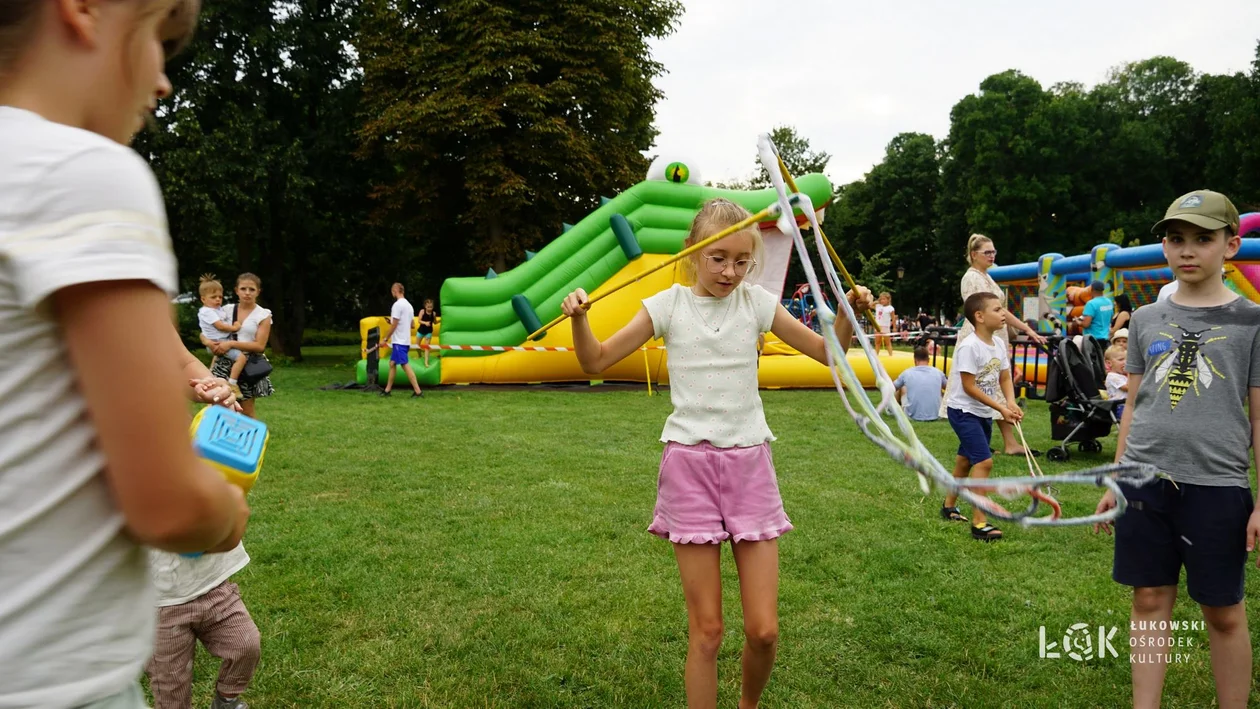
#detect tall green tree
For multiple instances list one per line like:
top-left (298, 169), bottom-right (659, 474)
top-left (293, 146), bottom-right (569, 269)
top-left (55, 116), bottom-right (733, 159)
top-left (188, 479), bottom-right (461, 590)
top-left (357, 0), bottom-right (683, 275)
top-left (136, 0), bottom-right (374, 359)
top-left (750, 125), bottom-right (832, 189)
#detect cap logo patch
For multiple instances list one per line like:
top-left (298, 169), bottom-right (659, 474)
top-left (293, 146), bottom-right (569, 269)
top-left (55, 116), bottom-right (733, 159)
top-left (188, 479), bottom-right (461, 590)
top-left (1178, 195), bottom-right (1203, 208)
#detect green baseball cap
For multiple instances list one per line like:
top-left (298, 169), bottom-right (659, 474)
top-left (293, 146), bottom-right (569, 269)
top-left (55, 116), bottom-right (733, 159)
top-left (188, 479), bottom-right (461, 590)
top-left (1151, 189), bottom-right (1240, 234)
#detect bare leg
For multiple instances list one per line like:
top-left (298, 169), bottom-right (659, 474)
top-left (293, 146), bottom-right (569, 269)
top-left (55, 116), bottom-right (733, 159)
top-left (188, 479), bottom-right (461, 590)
top-left (943, 455), bottom-right (970, 509)
top-left (673, 543), bottom-right (723, 709)
top-left (997, 420), bottom-right (1028, 455)
top-left (967, 459), bottom-right (994, 527)
top-left (422, 340), bottom-right (430, 367)
top-left (731, 539), bottom-right (780, 709)
top-left (401, 363), bottom-right (422, 395)
top-left (1201, 602), bottom-right (1251, 709)
top-left (240, 399), bottom-right (255, 419)
top-left (1130, 585), bottom-right (1177, 709)
top-left (227, 352), bottom-right (247, 383)
top-left (385, 362), bottom-right (397, 393)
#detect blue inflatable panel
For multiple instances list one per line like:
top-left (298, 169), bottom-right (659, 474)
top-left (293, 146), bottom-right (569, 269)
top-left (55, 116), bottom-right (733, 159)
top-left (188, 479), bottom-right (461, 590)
top-left (1049, 253), bottom-right (1092, 275)
top-left (1103, 244), bottom-right (1166, 270)
top-left (988, 262), bottom-right (1039, 282)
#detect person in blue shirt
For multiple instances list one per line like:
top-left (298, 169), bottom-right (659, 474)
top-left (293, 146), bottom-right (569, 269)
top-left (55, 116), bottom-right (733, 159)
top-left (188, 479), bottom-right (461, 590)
top-left (1076, 281), bottom-right (1114, 342)
top-left (894, 347), bottom-right (948, 421)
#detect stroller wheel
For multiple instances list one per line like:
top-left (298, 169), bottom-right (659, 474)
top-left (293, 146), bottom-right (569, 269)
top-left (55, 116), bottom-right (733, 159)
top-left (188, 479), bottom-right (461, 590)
top-left (1079, 440), bottom-right (1103, 454)
top-left (1047, 447), bottom-right (1069, 462)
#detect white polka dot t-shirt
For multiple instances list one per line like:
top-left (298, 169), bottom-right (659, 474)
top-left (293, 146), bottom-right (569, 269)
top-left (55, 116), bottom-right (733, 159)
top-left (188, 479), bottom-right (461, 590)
top-left (642, 282), bottom-right (779, 447)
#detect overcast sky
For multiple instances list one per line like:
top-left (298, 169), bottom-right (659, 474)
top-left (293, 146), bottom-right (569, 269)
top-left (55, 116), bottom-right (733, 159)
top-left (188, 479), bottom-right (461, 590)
top-left (646, 0), bottom-right (1260, 186)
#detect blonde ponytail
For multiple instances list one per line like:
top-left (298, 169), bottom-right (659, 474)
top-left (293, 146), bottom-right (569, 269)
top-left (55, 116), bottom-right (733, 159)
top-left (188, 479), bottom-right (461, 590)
top-left (965, 234), bottom-right (992, 266)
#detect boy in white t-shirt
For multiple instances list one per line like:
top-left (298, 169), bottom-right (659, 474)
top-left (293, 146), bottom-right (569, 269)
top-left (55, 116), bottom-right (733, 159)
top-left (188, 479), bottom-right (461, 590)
top-left (197, 275), bottom-right (249, 393)
top-left (941, 292), bottom-right (1022, 542)
top-left (145, 546), bottom-right (259, 709)
top-left (874, 291), bottom-right (895, 357)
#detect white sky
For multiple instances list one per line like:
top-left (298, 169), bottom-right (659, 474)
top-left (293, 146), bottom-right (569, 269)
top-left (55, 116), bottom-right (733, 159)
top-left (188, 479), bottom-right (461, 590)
top-left (646, 0), bottom-right (1260, 186)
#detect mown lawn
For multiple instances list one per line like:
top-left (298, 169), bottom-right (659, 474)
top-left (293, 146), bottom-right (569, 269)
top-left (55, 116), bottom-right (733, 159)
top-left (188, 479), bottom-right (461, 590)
top-left (164, 347), bottom-right (1259, 708)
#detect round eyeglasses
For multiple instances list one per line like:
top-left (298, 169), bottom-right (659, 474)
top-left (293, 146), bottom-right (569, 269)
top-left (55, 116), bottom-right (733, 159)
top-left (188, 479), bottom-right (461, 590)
top-left (702, 254), bottom-right (756, 275)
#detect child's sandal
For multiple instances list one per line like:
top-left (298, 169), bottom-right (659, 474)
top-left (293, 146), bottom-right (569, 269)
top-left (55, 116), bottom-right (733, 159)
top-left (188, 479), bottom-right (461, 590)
top-left (971, 524), bottom-right (1003, 542)
top-left (940, 506), bottom-right (968, 522)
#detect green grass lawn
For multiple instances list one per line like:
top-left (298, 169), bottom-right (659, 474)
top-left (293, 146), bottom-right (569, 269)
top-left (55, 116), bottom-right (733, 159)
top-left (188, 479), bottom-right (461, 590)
top-left (170, 348), bottom-right (1259, 708)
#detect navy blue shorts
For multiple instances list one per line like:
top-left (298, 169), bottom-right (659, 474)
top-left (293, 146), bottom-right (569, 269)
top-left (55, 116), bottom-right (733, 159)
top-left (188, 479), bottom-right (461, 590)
top-left (390, 343), bottom-right (410, 365)
top-left (947, 408), bottom-right (993, 464)
top-left (1113, 478), bottom-right (1254, 607)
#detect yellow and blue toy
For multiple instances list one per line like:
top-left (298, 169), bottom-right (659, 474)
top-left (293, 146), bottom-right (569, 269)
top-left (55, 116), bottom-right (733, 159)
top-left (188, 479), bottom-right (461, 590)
top-left (180, 407), bottom-right (268, 558)
top-left (190, 406), bottom-right (269, 493)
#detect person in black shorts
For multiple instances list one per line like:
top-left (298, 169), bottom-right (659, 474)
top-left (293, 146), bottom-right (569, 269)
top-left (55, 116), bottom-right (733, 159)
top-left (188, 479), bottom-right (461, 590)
top-left (1095, 190), bottom-right (1260, 709)
top-left (417, 298), bottom-right (437, 368)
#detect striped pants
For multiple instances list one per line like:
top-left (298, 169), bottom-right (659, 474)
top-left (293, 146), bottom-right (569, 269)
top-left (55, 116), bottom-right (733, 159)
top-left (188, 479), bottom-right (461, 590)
top-left (145, 582), bottom-right (260, 709)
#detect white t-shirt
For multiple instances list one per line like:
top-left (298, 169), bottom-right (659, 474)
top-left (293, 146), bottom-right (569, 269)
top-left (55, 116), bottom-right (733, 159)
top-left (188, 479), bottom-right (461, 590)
top-left (642, 282), bottom-right (778, 447)
top-left (1105, 371), bottom-right (1127, 400)
top-left (199, 305), bottom-right (231, 342)
top-left (390, 297), bottom-right (414, 346)
top-left (874, 303), bottom-right (894, 331)
top-left (233, 304), bottom-right (272, 345)
top-left (945, 333), bottom-right (1010, 418)
top-left (0, 107), bottom-right (175, 707)
top-left (149, 544), bottom-right (250, 607)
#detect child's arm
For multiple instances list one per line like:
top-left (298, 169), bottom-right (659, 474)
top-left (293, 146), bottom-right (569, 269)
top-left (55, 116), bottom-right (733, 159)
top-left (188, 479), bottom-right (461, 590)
top-left (961, 372), bottom-right (1020, 422)
top-left (771, 287), bottom-right (873, 364)
top-left (562, 289), bottom-right (653, 373)
top-left (1112, 373), bottom-right (1142, 463)
top-left (998, 369), bottom-right (1022, 422)
top-left (213, 320), bottom-right (241, 333)
top-left (1095, 372), bottom-right (1143, 535)
top-left (57, 281), bottom-right (248, 554)
top-left (175, 327), bottom-right (238, 409)
top-left (1247, 387), bottom-right (1260, 562)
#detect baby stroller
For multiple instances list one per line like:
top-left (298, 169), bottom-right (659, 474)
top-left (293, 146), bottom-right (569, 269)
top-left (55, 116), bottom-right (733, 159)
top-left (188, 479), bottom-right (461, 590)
top-left (1044, 336), bottom-right (1121, 462)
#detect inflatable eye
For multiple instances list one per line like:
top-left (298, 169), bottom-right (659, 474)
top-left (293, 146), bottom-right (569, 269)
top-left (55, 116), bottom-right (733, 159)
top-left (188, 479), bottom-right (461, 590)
top-left (665, 162), bottom-right (690, 184)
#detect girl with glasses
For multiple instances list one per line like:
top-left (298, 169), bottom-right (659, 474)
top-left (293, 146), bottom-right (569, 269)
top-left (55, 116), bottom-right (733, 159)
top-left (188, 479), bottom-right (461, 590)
top-left (561, 198), bottom-right (874, 708)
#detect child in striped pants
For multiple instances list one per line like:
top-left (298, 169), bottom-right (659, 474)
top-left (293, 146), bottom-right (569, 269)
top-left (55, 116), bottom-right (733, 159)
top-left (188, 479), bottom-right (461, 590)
top-left (146, 545), bottom-right (260, 709)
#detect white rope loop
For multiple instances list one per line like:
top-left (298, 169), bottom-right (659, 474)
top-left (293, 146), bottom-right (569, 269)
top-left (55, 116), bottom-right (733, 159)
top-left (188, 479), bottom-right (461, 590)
top-left (755, 133), bottom-right (1156, 526)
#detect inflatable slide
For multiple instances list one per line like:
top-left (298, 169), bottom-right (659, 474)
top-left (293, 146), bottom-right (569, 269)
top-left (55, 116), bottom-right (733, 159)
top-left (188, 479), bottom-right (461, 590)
top-left (357, 160), bottom-right (932, 388)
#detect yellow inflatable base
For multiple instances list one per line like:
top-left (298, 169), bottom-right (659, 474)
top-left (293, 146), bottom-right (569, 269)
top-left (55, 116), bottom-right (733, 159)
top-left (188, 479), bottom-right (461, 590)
top-left (432, 254), bottom-right (961, 388)
top-left (439, 347), bottom-right (942, 389)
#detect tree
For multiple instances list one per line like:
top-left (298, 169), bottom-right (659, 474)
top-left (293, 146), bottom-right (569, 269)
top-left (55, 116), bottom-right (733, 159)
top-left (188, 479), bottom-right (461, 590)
top-left (750, 125), bottom-right (832, 189)
top-left (357, 0), bottom-right (684, 275)
top-left (136, 0), bottom-right (375, 359)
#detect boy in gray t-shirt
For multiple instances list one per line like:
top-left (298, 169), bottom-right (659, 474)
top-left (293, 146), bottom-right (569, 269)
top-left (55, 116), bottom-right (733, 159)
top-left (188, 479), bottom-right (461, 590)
top-left (1095, 189), bottom-right (1260, 709)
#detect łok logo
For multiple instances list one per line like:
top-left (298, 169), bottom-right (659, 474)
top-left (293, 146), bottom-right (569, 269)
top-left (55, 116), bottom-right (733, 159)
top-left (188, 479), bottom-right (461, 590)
top-left (1040, 623), bottom-right (1119, 661)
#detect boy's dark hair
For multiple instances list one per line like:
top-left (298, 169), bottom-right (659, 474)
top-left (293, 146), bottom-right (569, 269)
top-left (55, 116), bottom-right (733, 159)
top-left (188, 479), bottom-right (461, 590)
top-left (913, 346), bottom-right (929, 362)
top-left (963, 292), bottom-right (1000, 326)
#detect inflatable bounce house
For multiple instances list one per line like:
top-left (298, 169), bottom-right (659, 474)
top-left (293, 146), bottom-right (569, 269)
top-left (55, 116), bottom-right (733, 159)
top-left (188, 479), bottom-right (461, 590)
top-left (356, 158), bottom-right (928, 389)
top-left (989, 212), bottom-right (1260, 327)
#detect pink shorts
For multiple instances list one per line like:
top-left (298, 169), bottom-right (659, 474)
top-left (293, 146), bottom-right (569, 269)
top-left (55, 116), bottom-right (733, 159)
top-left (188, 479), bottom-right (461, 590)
top-left (648, 441), bottom-right (793, 544)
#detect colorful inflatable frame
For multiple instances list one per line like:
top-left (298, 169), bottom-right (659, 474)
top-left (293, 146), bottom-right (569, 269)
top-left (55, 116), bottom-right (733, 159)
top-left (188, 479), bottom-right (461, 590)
top-left (356, 161), bottom-right (935, 389)
top-left (989, 213), bottom-right (1260, 326)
